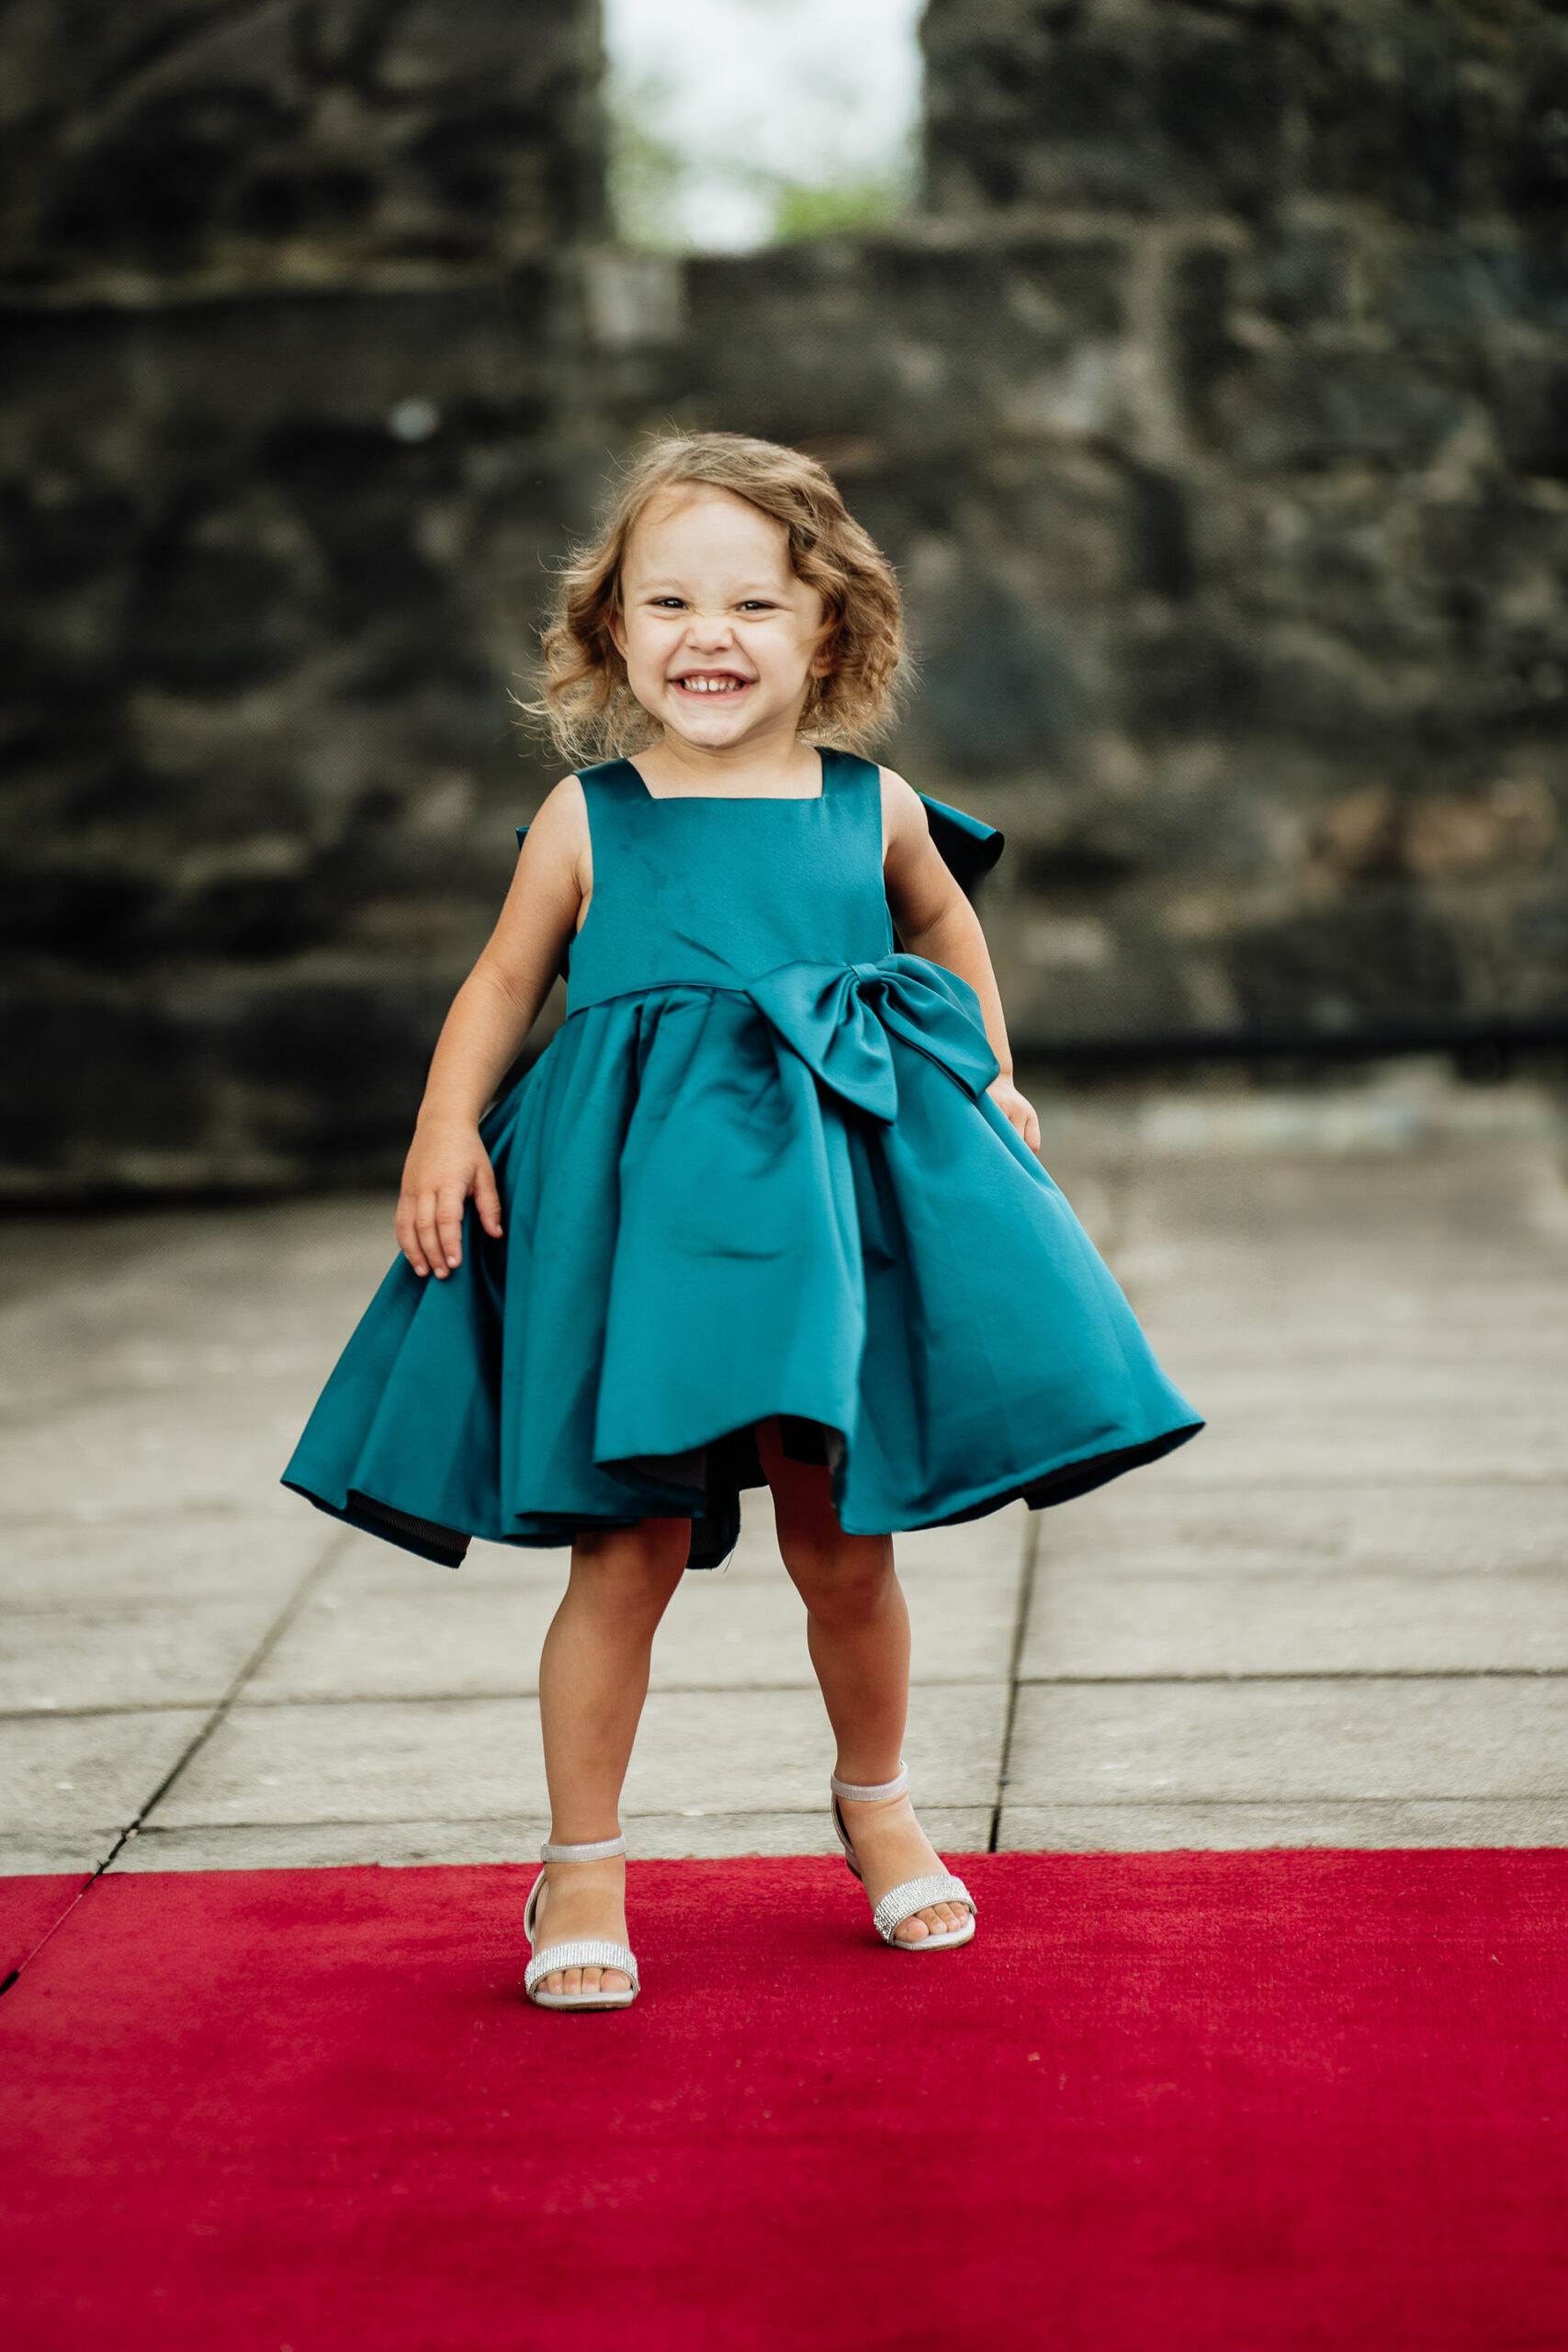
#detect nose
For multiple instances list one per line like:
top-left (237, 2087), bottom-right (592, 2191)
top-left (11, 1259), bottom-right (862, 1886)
top-left (685, 609), bottom-right (735, 651)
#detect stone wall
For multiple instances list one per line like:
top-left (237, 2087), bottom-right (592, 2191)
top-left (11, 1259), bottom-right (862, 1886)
top-left (905, 0), bottom-right (1568, 1044)
top-left (4, 0), bottom-right (1567, 1196)
top-left (633, 0), bottom-right (1568, 1049)
top-left (1, 0), bottom-right (605, 1193)
top-left (0, 0), bottom-right (605, 293)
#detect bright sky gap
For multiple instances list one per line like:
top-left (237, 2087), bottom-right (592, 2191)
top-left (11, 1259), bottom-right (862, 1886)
top-left (602, 0), bottom-right (926, 251)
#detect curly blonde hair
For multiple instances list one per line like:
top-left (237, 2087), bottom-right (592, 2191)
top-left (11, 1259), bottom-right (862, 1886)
top-left (527, 431), bottom-right (907, 766)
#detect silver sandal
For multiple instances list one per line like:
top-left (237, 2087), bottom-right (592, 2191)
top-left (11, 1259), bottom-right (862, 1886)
top-left (524, 1833), bottom-right (640, 2010)
top-left (829, 1764), bottom-right (976, 1952)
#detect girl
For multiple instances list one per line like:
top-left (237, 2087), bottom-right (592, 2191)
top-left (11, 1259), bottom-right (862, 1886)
top-left (285, 433), bottom-right (1200, 2010)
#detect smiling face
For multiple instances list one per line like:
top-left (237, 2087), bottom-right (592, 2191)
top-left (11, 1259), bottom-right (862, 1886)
top-left (610, 484), bottom-right (832, 754)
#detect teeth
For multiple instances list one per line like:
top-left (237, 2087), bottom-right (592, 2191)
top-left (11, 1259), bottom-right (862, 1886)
top-left (681, 675), bottom-right (740, 693)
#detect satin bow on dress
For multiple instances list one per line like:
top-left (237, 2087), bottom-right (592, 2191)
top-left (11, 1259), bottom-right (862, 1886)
top-left (746, 955), bottom-right (999, 1125)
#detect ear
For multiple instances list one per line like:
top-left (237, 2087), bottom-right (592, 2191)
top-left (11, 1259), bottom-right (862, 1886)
top-left (808, 624), bottom-right (837, 680)
top-left (606, 600), bottom-right (628, 661)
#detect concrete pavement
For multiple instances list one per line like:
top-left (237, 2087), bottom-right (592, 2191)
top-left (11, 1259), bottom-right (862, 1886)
top-left (4, 1068), bottom-right (1566, 1878)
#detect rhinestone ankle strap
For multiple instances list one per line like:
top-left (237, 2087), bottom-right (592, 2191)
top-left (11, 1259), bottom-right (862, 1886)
top-left (829, 1763), bottom-right (908, 1804)
top-left (539, 1833), bottom-right (627, 1862)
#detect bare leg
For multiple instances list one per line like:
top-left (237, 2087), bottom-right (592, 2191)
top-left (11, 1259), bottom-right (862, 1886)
top-left (756, 1420), bottom-right (970, 1945)
top-left (532, 1516), bottom-right (688, 1997)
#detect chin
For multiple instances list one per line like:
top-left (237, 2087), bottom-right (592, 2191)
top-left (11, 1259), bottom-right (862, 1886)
top-left (666, 701), bottom-right (757, 739)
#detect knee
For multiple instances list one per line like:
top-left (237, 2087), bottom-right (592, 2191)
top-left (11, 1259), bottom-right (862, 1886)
top-left (573, 1518), bottom-right (688, 1614)
top-left (779, 1528), bottom-right (893, 1630)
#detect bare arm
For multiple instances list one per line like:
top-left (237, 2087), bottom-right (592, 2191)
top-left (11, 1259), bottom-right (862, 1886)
top-left (880, 770), bottom-right (1040, 1152)
top-left (396, 776), bottom-right (591, 1277)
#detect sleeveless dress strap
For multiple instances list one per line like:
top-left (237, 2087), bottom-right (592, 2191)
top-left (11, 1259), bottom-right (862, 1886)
top-left (818, 745), bottom-right (859, 798)
top-left (817, 748), bottom-right (1004, 898)
top-left (513, 763), bottom-right (649, 983)
top-left (515, 758), bottom-right (644, 848)
top-left (576, 757), bottom-right (648, 795)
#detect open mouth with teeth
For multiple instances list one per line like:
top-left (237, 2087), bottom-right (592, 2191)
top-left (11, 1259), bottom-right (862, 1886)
top-left (672, 671), bottom-right (751, 696)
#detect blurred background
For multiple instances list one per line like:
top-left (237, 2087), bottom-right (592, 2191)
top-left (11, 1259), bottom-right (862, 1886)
top-left (4, 0), bottom-right (1568, 1196)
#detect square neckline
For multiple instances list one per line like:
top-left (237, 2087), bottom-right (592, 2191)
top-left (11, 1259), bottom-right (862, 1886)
top-left (618, 748), bottom-right (830, 804)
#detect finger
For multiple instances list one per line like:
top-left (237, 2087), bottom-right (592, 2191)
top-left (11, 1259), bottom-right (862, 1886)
top-left (396, 1200), bottom-right (430, 1276)
top-left (474, 1160), bottom-right (504, 1239)
top-left (435, 1189), bottom-right (466, 1271)
top-left (1024, 1108), bottom-right (1041, 1151)
top-left (415, 1193), bottom-right (446, 1279)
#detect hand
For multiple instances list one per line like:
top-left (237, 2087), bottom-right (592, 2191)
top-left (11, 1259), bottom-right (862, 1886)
top-left (987, 1074), bottom-right (1041, 1153)
top-left (395, 1119), bottom-right (503, 1278)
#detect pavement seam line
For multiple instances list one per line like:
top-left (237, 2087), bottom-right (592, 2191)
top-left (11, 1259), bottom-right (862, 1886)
top-left (988, 1509), bottom-right (1042, 1853)
top-left (7, 1662), bottom-right (1566, 1726)
top-left (0, 1527), bottom-right (350, 2004)
top-left (116, 1528), bottom-right (354, 1851)
top-left (119, 1808), bottom-right (1002, 1835)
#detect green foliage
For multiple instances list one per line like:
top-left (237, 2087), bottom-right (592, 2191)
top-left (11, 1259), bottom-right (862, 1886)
top-left (605, 64), bottom-right (915, 254)
top-left (770, 175), bottom-right (909, 243)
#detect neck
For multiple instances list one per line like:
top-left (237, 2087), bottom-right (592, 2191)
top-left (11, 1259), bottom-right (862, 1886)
top-left (635, 709), bottom-right (820, 798)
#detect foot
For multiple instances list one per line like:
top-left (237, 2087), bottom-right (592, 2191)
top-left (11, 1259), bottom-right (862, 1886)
top-left (834, 1787), bottom-right (971, 1945)
top-left (531, 1855), bottom-right (634, 1998)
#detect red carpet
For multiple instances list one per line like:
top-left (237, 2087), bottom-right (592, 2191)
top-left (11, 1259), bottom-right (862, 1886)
top-left (4, 1851), bottom-right (1565, 2350)
top-left (0, 1871), bottom-right (90, 1980)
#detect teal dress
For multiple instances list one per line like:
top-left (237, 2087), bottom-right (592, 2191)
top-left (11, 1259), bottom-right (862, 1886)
top-left (283, 751), bottom-right (1201, 1568)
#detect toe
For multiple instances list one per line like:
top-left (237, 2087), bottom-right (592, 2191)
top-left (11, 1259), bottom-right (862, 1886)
top-left (897, 1903), bottom-right (965, 1943)
top-left (562, 1967), bottom-right (583, 1996)
top-left (604, 1969), bottom-right (631, 1995)
top-left (581, 1968), bottom-right (601, 1995)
